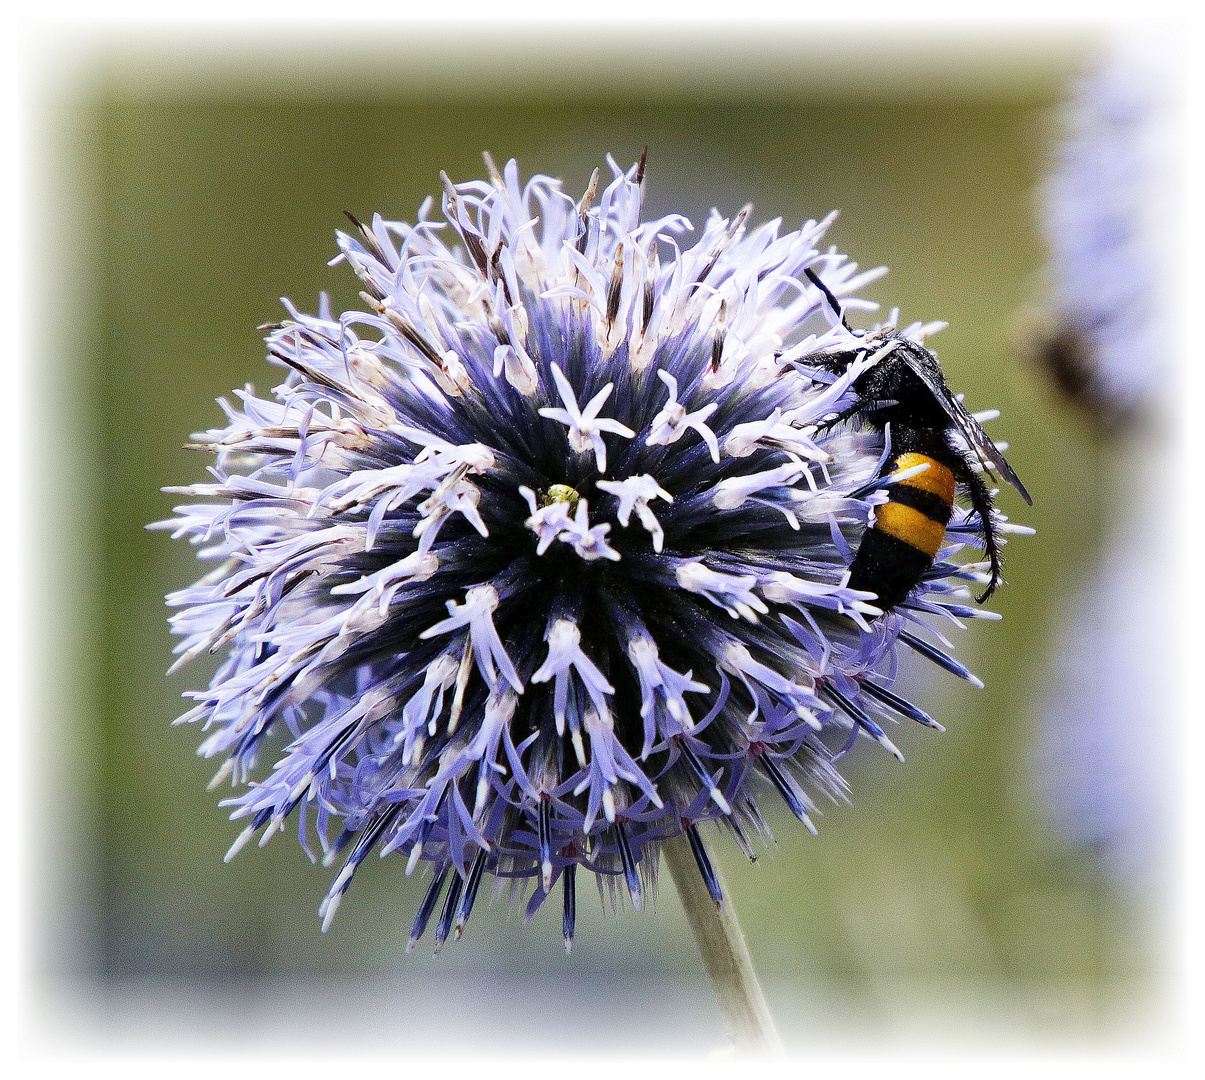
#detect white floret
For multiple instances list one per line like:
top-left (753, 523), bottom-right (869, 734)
top-left (596, 474), bottom-right (673, 552)
top-left (645, 370), bottom-right (719, 463)
top-left (538, 363), bottom-right (635, 474)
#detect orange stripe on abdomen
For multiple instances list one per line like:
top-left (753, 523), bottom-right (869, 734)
top-left (871, 454), bottom-right (955, 558)
top-left (872, 502), bottom-right (947, 558)
top-left (892, 452), bottom-right (955, 504)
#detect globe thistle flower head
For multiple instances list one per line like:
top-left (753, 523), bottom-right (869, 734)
top-left (155, 153), bottom-right (1016, 952)
top-left (1033, 42), bottom-right (1177, 894)
top-left (1038, 44), bottom-right (1176, 427)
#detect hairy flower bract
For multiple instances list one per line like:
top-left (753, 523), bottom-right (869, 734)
top-left (155, 154), bottom-right (1013, 952)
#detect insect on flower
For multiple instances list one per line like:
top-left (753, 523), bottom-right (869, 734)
top-left (153, 151), bottom-right (1026, 953)
top-left (798, 269), bottom-right (1032, 612)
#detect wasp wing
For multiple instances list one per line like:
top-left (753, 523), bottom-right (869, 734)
top-left (895, 343), bottom-right (1033, 505)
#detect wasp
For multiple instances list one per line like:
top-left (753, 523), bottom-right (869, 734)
top-left (800, 268), bottom-right (1031, 614)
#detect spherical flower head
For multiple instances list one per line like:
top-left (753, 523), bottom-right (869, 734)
top-left (1039, 44), bottom-right (1175, 426)
top-left (154, 153), bottom-right (1014, 952)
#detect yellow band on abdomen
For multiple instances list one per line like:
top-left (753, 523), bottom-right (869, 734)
top-left (892, 452), bottom-right (956, 504)
top-left (873, 501), bottom-right (948, 558)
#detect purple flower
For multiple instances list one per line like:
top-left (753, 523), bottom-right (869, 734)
top-left (1038, 44), bottom-right (1175, 426)
top-left (1033, 44), bottom-right (1176, 890)
top-left (153, 154), bottom-right (1015, 953)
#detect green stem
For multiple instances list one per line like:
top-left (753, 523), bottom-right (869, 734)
top-left (662, 833), bottom-right (784, 1055)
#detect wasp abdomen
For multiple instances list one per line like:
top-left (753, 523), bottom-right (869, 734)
top-left (849, 452), bottom-right (955, 613)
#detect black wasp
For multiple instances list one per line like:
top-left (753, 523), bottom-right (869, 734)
top-left (799, 268), bottom-right (1032, 614)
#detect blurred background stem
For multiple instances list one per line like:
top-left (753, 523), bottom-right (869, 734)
top-left (662, 834), bottom-right (783, 1055)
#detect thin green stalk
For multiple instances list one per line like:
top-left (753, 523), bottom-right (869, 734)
top-left (662, 833), bottom-right (783, 1055)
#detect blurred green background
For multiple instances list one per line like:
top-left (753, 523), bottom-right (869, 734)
top-left (33, 25), bottom-right (1161, 1052)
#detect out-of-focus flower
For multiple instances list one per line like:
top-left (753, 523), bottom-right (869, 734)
top-left (1033, 42), bottom-right (1177, 893)
top-left (153, 154), bottom-right (1010, 952)
top-left (1036, 486), bottom-right (1173, 889)
top-left (1036, 43), bottom-right (1176, 429)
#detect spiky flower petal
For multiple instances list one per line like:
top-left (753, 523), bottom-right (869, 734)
top-left (155, 154), bottom-right (1013, 950)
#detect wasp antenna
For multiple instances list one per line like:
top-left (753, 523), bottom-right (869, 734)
top-left (804, 266), bottom-right (852, 333)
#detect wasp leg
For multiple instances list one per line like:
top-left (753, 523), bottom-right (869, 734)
top-left (959, 457), bottom-right (1003, 603)
top-left (812, 399), bottom-right (867, 436)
